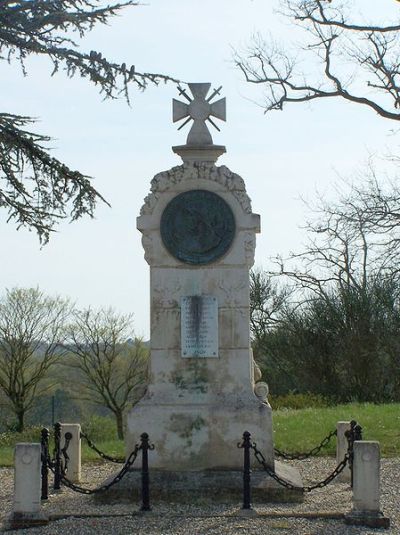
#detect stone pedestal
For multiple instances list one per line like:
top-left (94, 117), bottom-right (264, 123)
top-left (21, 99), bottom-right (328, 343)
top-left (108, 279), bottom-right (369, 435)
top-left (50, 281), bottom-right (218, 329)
top-left (336, 421), bottom-right (351, 483)
top-left (123, 84), bottom-right (302, 501)
top-left (126, 163), bottom-right (274, 470)
top-left (345, 441), bottom-right (390, 529)
top-left (5, 444), bottom-right (48, 530)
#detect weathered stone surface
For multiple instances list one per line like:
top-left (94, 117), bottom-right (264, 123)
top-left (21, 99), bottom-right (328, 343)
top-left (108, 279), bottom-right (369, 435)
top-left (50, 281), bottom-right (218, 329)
top-left (336, 421), bottom-right (351, 483)
top-left (345, 441), bottom-right (390, 529)
top-left (127, 398), bottom-right (274, 470)
top-left (353, 441), bottom-right (380, 512)
top-left (13, 443), bottom-right (41, 514)
top-left (5, 443), bottom-right (48, 529)
top-left (61, 423), bottom-right (81, 483)
top-left (126, 120), bottom-right (296, 491)
top-left (128, 161), bottom-right (274, 473)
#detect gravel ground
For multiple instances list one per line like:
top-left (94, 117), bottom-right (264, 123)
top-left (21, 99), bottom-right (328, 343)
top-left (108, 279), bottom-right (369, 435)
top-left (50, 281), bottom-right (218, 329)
top-left (0, 458), bottom-right (398, 534)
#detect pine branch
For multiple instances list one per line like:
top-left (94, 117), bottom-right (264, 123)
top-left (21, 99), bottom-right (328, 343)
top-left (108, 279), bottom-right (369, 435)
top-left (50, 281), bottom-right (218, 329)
top-left (0, 113), bottom-right (108, 243)
top-left (0, 0), bottom-right (179, 98)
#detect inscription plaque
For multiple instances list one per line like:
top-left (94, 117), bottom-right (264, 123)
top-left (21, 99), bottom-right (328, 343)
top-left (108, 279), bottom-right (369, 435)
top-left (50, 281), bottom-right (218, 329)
top-left (181, 295), bottom-right (218, 358)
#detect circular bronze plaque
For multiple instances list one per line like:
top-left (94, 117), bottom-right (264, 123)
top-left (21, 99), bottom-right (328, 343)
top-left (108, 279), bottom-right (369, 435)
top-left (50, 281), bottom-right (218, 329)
top-left (160, 190), bottom-right (235, 265)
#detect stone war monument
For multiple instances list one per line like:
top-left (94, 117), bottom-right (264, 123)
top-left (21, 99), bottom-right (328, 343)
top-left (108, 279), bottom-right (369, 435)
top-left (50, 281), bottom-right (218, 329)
top-left (125, 83), bottom-right (301, 498)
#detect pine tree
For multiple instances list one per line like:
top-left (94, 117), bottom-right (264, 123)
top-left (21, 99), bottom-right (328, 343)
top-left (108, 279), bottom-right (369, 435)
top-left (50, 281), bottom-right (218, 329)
top-left (0, 1), bottom-right (177, 242)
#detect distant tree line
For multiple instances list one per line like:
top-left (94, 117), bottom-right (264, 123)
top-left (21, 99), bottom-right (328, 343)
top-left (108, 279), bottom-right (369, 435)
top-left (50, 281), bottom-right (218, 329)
top-left (0, 288), bottom-right (148, 438)
top-left (251, 175), bottom-right (400, 403)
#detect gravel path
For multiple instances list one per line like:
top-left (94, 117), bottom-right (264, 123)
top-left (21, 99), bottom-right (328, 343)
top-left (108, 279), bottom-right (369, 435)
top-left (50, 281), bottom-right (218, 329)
top-left (1, 458), bottom-right (398, 534)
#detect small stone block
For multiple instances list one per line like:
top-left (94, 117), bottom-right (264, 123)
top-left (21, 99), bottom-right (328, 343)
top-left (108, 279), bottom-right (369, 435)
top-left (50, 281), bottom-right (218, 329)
top-left (13, 443), bottom-right (41, 514)
top-left (345, 511), bottom-right (390, 529)
top-left (352, 441), bottom-right (381, 512)
top-left (5, 511), bottom-right (49, 530)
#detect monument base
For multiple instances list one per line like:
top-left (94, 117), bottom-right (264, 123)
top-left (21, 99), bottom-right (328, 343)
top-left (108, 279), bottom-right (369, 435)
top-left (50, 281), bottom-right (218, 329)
top-left (4, 512), bottom-right (49, 530)
top-left (345, 511), bottom-right (390, 529)
top-left (126, 395), bottom-right (275, 470)
top-left (96, 463), bottom-right (303, 504)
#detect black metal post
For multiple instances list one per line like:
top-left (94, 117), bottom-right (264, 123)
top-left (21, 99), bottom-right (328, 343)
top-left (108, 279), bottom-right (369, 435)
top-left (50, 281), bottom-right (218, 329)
top-left (51, 395), bottom-right (55, 426)
top-left (242, 431), bottom-right (252, 510)
top-left (345, 420), bottom-right (360, 488)
top-left (140, 433), bottom-right (151, 511)
top-left (53, 422), bottom-right (62, 490)
top-left (40, 427), bottom-right (49, 500)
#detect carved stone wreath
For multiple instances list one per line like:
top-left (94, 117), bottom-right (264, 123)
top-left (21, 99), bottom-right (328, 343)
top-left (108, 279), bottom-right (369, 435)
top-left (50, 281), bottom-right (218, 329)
top-left (140, 162), bottom-right (252, 216)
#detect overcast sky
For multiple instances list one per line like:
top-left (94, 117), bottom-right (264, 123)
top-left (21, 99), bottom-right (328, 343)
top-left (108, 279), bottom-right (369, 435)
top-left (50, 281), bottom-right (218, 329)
top-left (2, 0), bottom-right (399, 338)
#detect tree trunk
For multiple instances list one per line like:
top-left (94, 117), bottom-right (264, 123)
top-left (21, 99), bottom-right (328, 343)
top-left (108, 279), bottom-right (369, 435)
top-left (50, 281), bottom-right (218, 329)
top-left (16, 409), bottom-right (25, 433)
top-left (115, 411), bottom-right (124, 440)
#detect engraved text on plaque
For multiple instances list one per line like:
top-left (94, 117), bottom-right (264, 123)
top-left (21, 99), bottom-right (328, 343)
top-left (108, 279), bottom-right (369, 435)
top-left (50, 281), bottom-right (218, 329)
top-left (181, 295), bottom-right (218, 358)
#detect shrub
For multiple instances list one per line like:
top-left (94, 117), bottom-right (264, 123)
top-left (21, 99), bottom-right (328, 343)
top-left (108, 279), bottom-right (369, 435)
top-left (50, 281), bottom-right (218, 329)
top-left (269, 392), bottom-right (331, 410)
top-left (0, 425), bottom-right (44, 448)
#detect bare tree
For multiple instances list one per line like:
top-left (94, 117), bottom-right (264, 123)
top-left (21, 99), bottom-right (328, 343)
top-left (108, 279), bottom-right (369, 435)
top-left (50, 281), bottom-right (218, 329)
top-left (235, 0), bottom-right (400, 120)
top-left (65, 308), bottom-right (148, 439)
top-left (0, 1), bottom-right (178, 242)
top-left (264, 184), bottom-right (400, 400)
top-left (0, 287), bottom-right (71, 431)
top-left (249, 269), bottom-right (296, 391)
top-left (274, 175), bottom-right (400, 298)
top-left (250, 270), bottom-right (290, 336)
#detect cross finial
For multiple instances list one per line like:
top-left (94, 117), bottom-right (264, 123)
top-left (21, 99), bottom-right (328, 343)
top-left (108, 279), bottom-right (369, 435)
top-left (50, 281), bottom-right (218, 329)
top-left (173, 83), bottom-right (226, 146)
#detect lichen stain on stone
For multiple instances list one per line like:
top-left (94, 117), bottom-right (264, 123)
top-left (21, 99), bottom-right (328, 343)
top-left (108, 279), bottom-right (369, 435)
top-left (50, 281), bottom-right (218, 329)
top-left (169, 414), bottom-right (206, 448)
top-left (170, 359), bottom-right (209, 393)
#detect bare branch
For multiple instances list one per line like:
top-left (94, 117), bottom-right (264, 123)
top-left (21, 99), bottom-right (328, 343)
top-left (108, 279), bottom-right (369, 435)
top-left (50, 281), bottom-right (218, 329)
top-left (64, 307), bottom-right (148, 439)
top-left (235, 0), bottom-right (400, 120)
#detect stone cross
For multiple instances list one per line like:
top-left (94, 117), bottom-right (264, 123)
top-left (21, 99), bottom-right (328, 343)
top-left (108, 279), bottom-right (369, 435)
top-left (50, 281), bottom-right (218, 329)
top-left (173, 83), bottom-right (226, 146)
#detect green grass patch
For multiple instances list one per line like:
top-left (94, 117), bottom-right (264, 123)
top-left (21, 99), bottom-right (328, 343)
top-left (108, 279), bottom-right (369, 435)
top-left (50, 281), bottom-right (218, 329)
top-left (81, 439), bottom-right (125, 462)
top-left (0, 438), bottom-right (125, 467)
top-left (273, 402), bottom-right (400, 457)
top-left (0, 403), bottom-right (398, 466)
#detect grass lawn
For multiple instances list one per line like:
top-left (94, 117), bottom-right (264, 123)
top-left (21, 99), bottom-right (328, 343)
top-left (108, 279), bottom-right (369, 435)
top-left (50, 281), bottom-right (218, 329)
top-left (273, 402), bottom-right (400, 457)
top-left (0, 403), bottom-right (398, 466)
top-left (0, 441), bottom-right (126, 468)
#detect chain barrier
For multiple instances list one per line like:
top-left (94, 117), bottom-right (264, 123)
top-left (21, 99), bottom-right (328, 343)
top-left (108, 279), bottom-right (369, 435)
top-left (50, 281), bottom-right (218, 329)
top-left (49, 432), bottom-right (154, 500)
top-left (253, 439), bottom-right (349, 492)
top-left (49, 444), bottom-right (140, 495)
top-left (61, 431), bottom-right (72, 475)
top-left (274, 429), bottom-right (337, 460)
top-left (238, 431), bottom-right (350, 496)
top-left (345, 420), bottom-right (363, 488)
top-left (80, 431), bottom-right (125, 464)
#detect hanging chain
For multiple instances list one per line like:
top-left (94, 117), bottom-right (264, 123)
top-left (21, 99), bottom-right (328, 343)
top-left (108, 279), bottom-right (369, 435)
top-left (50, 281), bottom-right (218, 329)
top-left (80, 431), bottom-right (125, 464)
top-left (252, 441), bottom-right (349, 493)
top-left (61, 432), bottom-right (72, 475)
top-left (274, 429), bottom-right (337, 460)
top-left (48, 444), bottom-right (140, 495)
